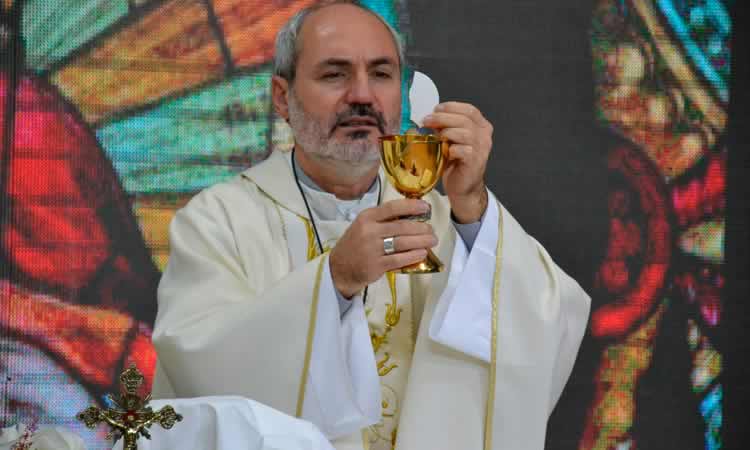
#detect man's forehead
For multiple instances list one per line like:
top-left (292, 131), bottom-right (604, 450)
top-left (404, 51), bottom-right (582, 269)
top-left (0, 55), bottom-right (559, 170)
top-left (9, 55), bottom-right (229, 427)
top-left (297, 4), bottom-right (399, 66)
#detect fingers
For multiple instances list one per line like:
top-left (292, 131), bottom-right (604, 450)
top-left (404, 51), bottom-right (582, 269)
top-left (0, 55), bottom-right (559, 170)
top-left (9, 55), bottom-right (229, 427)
top-left (434, 101), bottom-right (490, 127)
top-left (331, 205), bottom-right (439, 293)
top-left (439, 127), bottom-right (473, 145)
top-left (422, 111), bottom-right (473, 130)
top-left (387, 233), bottom-right (438, 254)
top-left (379, 219), bottom-right (433, 238)
top-left (381, 249), bottom-right (429, 273)
top-left (421, 103), bottom-right (492, 158)
top-left (445, 144), bottom-right (474, 162)
top-left (369, 199), bottom-right (430, 222)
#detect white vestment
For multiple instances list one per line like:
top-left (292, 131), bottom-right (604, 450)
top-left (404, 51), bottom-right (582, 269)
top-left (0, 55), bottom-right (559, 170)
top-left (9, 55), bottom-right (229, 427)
top-left (151, 149), bottom-right (590, 450)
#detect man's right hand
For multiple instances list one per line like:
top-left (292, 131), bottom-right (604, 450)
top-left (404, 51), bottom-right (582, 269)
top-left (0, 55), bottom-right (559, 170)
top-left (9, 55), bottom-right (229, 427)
top-left (329, 199), bottom-right (438, 298)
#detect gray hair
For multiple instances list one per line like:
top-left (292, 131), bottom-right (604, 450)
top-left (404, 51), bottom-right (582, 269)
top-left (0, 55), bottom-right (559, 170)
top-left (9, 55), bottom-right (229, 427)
top-left (273, 0), bottom-right (405, 82)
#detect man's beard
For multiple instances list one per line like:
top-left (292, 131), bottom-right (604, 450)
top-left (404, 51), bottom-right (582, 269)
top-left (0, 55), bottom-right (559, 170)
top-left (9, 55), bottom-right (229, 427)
top-left (287, 91), bottom-right (399, 175)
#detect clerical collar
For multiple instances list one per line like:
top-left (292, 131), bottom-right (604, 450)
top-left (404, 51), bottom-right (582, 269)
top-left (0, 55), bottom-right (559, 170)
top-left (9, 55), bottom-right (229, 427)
top-left (289, 150), bottom-right (380, 222)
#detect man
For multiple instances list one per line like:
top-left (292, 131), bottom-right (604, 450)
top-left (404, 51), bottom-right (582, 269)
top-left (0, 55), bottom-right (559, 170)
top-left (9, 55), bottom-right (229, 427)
top-left (151, 2), bottom-right (590, 450)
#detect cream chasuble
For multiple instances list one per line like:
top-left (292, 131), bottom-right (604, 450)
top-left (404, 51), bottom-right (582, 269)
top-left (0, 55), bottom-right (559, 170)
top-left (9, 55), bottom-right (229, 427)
top-left (289, 173), bottom-right (416, 450)
top-left (151, 149), bottom-right (591, 450)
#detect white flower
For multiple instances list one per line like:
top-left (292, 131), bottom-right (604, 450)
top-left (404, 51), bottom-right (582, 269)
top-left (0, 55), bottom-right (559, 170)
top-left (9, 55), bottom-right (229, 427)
top-left (0, 424), bottom-right (86, 450)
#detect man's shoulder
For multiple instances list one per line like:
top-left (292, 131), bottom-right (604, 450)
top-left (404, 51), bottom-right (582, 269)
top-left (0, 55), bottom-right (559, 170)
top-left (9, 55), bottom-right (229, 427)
top-left (179, 171), bottom-right (266, 220)
top-left (240, 149), bottom-right (288, 180)
top-left (191, 173), bottom-right (256, 203)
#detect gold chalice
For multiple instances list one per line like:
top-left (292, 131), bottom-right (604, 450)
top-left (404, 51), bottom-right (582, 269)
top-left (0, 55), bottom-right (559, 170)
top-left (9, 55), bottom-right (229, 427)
top-left (379, 133), bottom-right (449, 274)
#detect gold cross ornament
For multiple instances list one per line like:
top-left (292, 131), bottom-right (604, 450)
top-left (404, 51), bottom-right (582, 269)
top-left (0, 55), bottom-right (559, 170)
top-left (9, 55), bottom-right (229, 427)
top-left (76, 364), bottom-right (183, 450)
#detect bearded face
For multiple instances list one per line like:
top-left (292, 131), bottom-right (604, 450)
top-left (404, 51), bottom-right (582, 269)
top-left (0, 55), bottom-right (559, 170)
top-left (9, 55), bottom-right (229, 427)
top-left (287, 88), bottom-right (401, 173)
top-left (275, 3), bottom-right (404, 175)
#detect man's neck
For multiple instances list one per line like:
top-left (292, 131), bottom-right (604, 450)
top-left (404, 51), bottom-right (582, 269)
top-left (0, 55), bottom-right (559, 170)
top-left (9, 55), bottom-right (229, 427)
top-left (294, 148), bottom-right (379, 200)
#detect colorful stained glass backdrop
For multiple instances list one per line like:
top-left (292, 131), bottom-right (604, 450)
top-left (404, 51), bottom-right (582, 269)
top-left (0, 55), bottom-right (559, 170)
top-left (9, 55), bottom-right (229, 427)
top-left (583, 1), bottom-right (730, 449)
top-left (0, 0), bottom-right (733, 449)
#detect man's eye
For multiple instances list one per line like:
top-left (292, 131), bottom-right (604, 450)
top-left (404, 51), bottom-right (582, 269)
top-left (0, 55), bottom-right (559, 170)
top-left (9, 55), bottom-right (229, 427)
top-left (374, 71), bottom-right (393, 79)
top-left (322, 72), bottom-right (344, 80)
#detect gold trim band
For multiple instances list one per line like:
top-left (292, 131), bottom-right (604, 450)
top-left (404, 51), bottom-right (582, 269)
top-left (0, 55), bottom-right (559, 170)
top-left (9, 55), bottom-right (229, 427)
top-left (484, 202), bottom-right (504, 450)
top-left (304, 217), bottom-right (318, 261)
top-left (296, 253), bottom-right (328, 417)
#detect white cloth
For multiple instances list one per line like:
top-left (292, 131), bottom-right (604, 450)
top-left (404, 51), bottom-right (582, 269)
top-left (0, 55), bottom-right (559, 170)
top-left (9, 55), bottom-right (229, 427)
top-left (111, 396), bottom-right (335, 450)
top-left (429, 195), bottom-right (499, 362)
top-left (152, 149), bottom-right (591, 450)
top-left (0, 424), bottom-right (85, 450)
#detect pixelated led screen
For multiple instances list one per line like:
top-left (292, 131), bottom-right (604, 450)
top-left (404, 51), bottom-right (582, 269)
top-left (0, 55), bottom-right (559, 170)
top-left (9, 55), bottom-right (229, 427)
top-left (0, 0), bottom-right (730, 449)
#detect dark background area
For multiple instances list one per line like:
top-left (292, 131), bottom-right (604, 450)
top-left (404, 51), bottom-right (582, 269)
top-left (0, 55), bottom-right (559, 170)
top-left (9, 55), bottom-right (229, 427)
top-left (406, 0), bottom-right (748, 448)
top-left (724, 2), bottom-right (750, 449)
top-left (405, 0), bottom-right (607, 293)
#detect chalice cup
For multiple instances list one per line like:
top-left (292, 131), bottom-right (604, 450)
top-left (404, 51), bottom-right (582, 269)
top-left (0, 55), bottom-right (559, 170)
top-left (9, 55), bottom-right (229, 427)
top-left (379, 133), bottom-right (449, 274)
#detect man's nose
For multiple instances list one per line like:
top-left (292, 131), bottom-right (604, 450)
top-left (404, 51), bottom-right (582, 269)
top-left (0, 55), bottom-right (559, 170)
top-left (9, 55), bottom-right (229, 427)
top-left (345, 72), bottom-right (375, 105)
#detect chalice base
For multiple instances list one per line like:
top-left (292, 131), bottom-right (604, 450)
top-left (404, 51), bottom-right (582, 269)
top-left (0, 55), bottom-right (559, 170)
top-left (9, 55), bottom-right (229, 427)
top-left (396, 249), bottom-right (444, 274)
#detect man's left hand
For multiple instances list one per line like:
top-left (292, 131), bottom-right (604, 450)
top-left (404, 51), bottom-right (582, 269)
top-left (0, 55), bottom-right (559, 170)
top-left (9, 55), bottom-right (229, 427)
top-left (422, 102), bottom-right (492, 224)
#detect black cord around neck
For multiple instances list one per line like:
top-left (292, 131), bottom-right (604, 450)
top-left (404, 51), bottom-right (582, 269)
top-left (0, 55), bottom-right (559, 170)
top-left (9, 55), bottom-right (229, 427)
top-left (292, 149), bottom-right (325, 255)
top-left (291, 148), bottom-right (381, 304)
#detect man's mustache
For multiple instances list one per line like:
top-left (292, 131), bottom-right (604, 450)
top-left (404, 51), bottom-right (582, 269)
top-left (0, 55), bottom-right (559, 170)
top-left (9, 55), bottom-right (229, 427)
top-left (330, 105), bottom-right (386, 136)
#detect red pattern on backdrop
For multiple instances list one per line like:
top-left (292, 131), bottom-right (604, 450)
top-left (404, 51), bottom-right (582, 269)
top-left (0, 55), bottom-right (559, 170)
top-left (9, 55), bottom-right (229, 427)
top-left (591, 146), bottom-right (672, 338)
top-left (671, 153), bottom-right (726, 228)
top-left (1, 72), bottom-right (159, 391)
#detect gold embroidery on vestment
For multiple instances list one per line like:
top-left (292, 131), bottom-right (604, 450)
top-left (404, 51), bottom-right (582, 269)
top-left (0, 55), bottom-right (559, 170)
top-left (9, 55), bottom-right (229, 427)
top-left (377, 353), bottom-right (398, 376)
top-left (367, 270), bottom-right (405, 449)
top-left (367, 385), bottom-right (400, 447)
top-left (370, 272), bottom-right (402, 354)
top-left (297, 213), bottom-right (405, 450)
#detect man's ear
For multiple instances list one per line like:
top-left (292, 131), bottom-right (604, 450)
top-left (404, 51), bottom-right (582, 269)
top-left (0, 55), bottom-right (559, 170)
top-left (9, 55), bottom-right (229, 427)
top-left (272, 75), bottom-right (291, 121)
